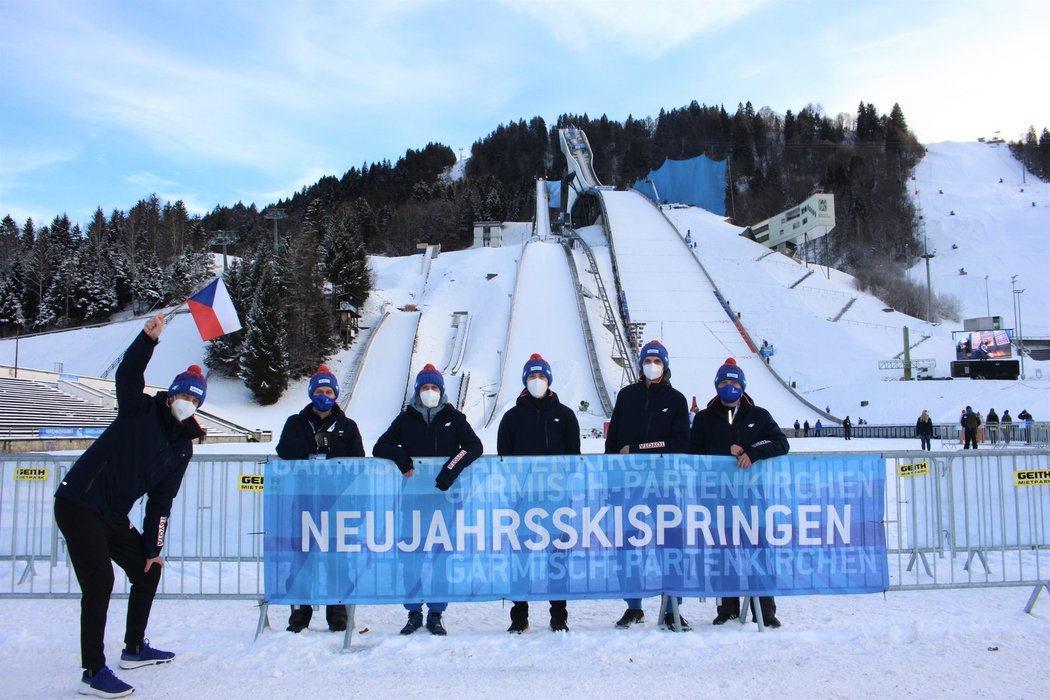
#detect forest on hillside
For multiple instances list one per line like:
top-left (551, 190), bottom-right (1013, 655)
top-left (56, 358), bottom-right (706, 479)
top-left (5, 100), bottom-right (1038, 402)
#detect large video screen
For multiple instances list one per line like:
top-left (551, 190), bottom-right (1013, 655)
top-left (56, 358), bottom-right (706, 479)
top-left (953, 329), bottom-right (1013, 361)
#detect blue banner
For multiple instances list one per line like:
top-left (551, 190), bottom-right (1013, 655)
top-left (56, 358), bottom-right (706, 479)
top-left (38, 427), bottom-right (105, 438)
top-left (263, 454), bottom-right (887, 605)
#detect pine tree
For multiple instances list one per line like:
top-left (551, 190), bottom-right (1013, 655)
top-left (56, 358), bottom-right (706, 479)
top-left (131, 248), bottom-right (167, 314)
top-left (240, 261), bottom-right (288, 404)
top-left (283, 198), bottom-right (334, 377)
top-left (71, 209), bottom-right (119, 321)
top-left (168, 247), bottom-right (213, 302)
top-left (204, 261), bottom-right (246, 377)
top-left (0, 215), bottom-right (20, 279)
top-left (323, 208), bottom-right (372, 308)
top-left (0, 257), bottom-right (26, 334)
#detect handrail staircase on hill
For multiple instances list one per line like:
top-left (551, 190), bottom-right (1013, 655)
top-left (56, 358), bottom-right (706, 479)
top-left (559, 240), bottom-right (614, 417)
top-left (339, 310), bottom-right (388, 408)
top-left (563, 229), bottom-right (634, 387)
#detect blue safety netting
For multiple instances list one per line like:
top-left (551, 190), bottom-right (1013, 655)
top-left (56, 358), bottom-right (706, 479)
top-left (545, 181), bottom-right (562, 209)
top-left (632, 155), bottom-right (727, 215)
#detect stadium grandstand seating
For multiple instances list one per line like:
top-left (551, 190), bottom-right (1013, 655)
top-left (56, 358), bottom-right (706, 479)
top-left (0, 375), bottom-right (261, 445)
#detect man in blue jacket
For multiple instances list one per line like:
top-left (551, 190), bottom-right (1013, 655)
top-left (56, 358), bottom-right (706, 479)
top-left (498, 354), bottom-right (580, 633)
top-left (604, 340), bottom-right (690, 630)
top-left (276, 365), bottom-right (365, 633)
top-left (689, 357), bottom-right (789, 628)
top-left (54, 313), bottom-right (205, 698)
top-left (373, 363), bottom-right (483, 635)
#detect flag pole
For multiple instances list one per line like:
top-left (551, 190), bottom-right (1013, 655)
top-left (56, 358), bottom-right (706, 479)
top-left (164, 301), bottom-right (188, 323)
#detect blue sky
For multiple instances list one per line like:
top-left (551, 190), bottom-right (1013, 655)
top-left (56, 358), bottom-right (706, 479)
top-left (1, 0), bottom-right (1046, 228)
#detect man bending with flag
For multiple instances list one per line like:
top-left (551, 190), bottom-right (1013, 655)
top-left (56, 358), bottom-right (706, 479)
top-left (54, 313), bottom-right (206, 698)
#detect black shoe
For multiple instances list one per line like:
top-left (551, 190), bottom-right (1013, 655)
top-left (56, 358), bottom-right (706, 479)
top-left (400, 611), bottom-right (424, 635)
top-left (550, 619), bottom-right (569, 632)
top-left (426, 613), bottom-right (447, 636)
top-left (507, 619), bottom-right (529, 634)
top-left (712, 613), bottom-right (738, 625)
top-left (662, 612), bottom-right (691, 631)
top-left (328, 619), bottom-right (347, 632)
top-left (287, 609), bottom-right (310, 633)
top-left (752, 615), bottom-right (782, 628)
top-left (615, 608), bottom-right (645, 628)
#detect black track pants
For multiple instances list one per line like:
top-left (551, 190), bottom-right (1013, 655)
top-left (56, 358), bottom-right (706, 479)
top-left (54, 497), bottom-right (162, 671)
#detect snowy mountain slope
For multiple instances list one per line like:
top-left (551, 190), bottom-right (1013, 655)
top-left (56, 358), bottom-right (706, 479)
top-left (911, 141), bottom-right (1050, 337)
top-left (0, 143), bottom-right (1045, 443)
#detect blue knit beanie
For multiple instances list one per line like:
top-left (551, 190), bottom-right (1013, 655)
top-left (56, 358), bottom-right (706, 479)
top-left (168, 365), bottom-right (207, 406)
top-left (308, 365), bottom-right (339, 398)
top-left (521, 353), bottom-right (553, 386)
top-left (714, 357), bottom-right (746, 390)
top-left (414, 364), bottom-right (445, 394)
top-left (638, 340), bottom-right (669, 370)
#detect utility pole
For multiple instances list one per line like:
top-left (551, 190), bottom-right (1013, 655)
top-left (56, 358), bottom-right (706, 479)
top-left (1012, 274), bottom-right (1025, 379)
top-left (921, 233), bottom-right (935, 321)
top-left (264, 208), bottom-right (286, 253)
top-left (984, 275), bottom-right (990, 316)
top-left (211, 229), bottom-right (237, 271)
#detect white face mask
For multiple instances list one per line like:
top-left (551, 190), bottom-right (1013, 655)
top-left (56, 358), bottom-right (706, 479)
top-left (642, 363), bottom-right (663, 381)
top-left (419, 388), bottom-right (441, 409)
top-left (527, 377), bottom-right (548, 399)
top-left (171, 398), bottom-right (197, 421)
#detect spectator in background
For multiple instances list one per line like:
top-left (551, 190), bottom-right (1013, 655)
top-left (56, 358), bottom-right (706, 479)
top-left (499, 354), bottom-right (580, 633)
top-left (916, 410), bottom-right (933, 450)
top-left (962, 406), bottom-right (981, 449)
top-left (793, 419), bottom-right (801, 438)
top-left (986, 408), bottom-right (1000, 445)
top-left (276, 365), bottom-right (365, 633)
top-left (1001, 410), bottom-right (1013, 445)
top-left (842, 416), bottom-right (852, 440)
top-left (690, 357), bottom-right (789, 629)
top-left (814, 419), bottom-right (823, 437)
top-left (803, 420), bottom-right (810, 437)
top-left (1018, 409), bottom-right (1034, 444)
top-left (373, 364), bottom-right (483, 636)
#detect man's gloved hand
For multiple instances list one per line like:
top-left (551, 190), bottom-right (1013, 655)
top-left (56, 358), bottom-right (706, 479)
top-left (435, 450), bottom-right (469, 491)
top-left (435, 467), bottom-right (455, 491)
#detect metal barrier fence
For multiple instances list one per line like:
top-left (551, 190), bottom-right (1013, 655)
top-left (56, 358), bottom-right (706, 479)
top-left (1, 455), bottom-right (266, 599)
top-left (2, 451), bottom-right (1048, 608)
top-left (808, 421), bottom-right (1048, 445)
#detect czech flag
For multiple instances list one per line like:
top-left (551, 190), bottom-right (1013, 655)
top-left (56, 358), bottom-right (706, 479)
top-left (187, 278), bottom-right (242, 341)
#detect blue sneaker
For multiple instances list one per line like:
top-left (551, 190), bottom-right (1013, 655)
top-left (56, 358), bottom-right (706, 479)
top-left (79, 666), bottom-right (134, 698)
top-left (119, 640), bottom-right (175, 669)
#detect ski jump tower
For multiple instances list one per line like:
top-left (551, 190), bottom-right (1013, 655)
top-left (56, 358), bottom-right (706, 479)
top-left (558, 127), bottom-right (603, 214)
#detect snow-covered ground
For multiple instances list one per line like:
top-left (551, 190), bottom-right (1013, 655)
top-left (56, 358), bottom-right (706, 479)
top-left (4, 586), bottom-right (1048, 699)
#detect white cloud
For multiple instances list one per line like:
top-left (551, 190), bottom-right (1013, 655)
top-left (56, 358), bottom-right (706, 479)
top-left (0, 145), bottom-right (79, 177)
top-left (501, 0), bottom-right (772, 58)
